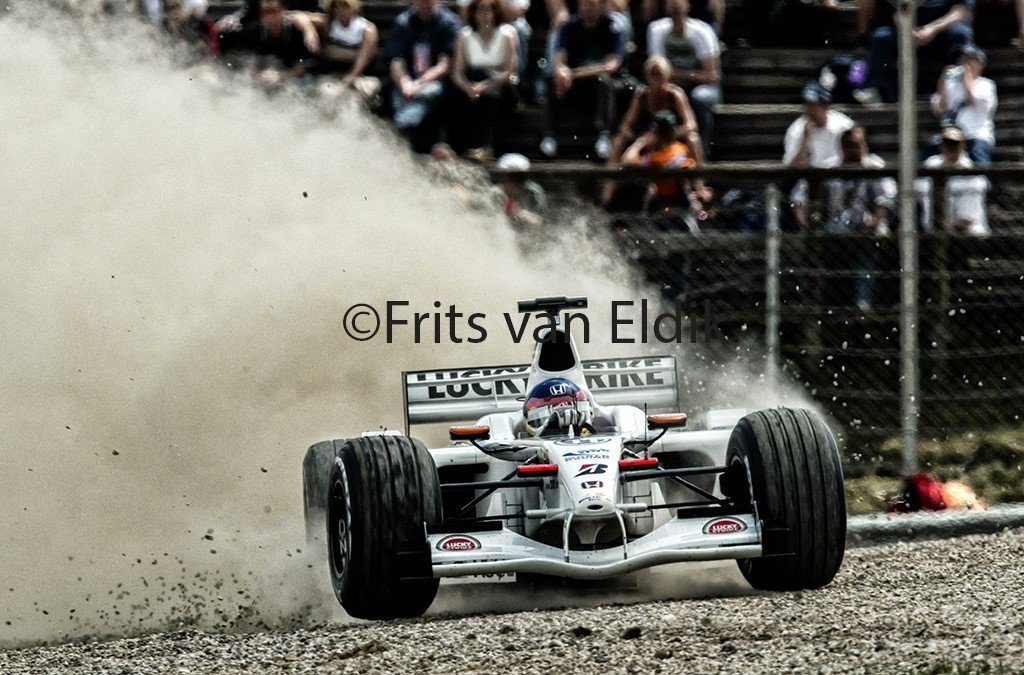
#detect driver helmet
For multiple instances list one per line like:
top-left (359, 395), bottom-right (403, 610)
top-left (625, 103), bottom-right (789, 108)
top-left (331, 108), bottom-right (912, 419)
top-left (523, 378), bottom-right (594, 436)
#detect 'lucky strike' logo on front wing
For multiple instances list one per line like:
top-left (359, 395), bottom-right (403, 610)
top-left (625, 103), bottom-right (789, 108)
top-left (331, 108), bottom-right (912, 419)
top-left (436, 535), bottom-right (482, 552)
top-left (703, 518), bottom-right (747, 535)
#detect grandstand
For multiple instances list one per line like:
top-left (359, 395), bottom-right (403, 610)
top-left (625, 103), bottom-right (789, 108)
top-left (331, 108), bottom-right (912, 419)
top-left (207, 0), bottom-right (1022, 166)
top-left (205, 0), bottom-right (1023, 232)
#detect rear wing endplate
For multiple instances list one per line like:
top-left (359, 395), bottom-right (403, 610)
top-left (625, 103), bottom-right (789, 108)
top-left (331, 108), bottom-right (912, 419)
top-left (403, 356), bottom-right (678, 430)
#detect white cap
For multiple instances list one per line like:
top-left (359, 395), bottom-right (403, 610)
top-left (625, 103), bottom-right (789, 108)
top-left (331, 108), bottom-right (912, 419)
top-left (497, 153), bottom-right (531, 172)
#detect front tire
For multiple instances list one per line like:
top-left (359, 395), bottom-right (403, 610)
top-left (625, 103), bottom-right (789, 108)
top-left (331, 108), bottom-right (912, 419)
top-left (302, 441), bottom-right (338, 545)
top-left (327, 435), bottom-right (441, 619)
top-left (725, 408), bottom-right (846, 591)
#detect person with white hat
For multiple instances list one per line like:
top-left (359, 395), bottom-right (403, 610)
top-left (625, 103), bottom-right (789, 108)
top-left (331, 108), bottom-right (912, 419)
top-left (783, 81), bottom-right (855, 169)
top-left (784, 81), bottom-right (856, 229)
top-left (917, 126), bottom-right (990, 236)
top-left (496, 154), bottom-right (547, 228)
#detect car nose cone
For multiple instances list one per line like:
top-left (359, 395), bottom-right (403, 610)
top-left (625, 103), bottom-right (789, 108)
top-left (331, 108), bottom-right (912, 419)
top-left (575, 496), bottom-right (616, 516)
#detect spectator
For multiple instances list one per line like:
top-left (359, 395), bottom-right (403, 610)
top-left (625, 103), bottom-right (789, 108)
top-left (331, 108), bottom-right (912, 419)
top-left (496, 153), bottom-right (548, 227)
top-left (541, 0), bottom-right (633, 31)
top-left (785, 82), bottom-right (854, 167)
top-left (819, 127), bottom-right (896, 234)
top-left (646, 0), bottom-right (721, 158)
top-left (386, 0), bottom-right (464, 152)
top-left (458, 0), bottom-right (532, 85)
top-left (931, 44), bottom-right (997, 165)
top-left (537, 0), bottom-right (570, 104)
top-left (818, 127), bottom-right (895, 310)
top-left (233, 0), bottom-right (321, 90)
top-left (214, 0), bottom-right (322, 52)
top-left (842, 132), bottom-right (891, 312)
top-left (540, 0), bottom-right (626, 159)
top-left (602, 55), bottom-right (703, 204)
top-left (918, 126), bottom-right (990, 235)
top-left (537, 0), bottom-right (631, 106)
top-left (621, 110), bottom-right (705, 214)
top-left (505, 0), bottom-right (532, 85)
top-left (451, 0), bottom-right (519, 161)
top-left (784, 81), bottom-right (855, 229)
top-left (311, 0), bottom-right (381, 100)
top-left (859, 0), bottom-right (973, 103)
top-left (641, 0), bottom-right (724, 36)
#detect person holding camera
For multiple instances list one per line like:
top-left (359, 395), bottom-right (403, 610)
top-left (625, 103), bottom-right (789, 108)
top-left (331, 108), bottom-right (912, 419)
top-left (931, 44), bottom-right (997, 165)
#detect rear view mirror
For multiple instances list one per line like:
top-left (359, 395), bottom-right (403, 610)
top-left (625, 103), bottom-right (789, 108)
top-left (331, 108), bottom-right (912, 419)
top-left (449, 425), bottom-right (491, 441)
top-left (647, 413), bottom-right (688, 430)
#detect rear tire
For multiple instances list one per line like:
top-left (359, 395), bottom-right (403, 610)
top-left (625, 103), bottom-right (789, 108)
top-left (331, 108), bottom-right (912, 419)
top-left (327, 435), bottom-right (442, 619)
top-left (724, 408), bottom-right (846, 591)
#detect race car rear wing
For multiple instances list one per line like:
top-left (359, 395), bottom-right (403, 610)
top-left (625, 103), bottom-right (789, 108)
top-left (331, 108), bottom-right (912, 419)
top-left (403, 356), bottom-right (679, 430)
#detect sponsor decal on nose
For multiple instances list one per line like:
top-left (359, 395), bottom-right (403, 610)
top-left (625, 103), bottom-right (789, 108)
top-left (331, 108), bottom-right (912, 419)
top-left (703, 517), bottom-right (747, 535)
top-left (561, 450), bottom-right (610, 461)
top-left (555, 437), bottom-right (608, 446)
top-left (574, 463), bottom-right (607, 477)
top-left (436, 535), bottom-right (482, 551)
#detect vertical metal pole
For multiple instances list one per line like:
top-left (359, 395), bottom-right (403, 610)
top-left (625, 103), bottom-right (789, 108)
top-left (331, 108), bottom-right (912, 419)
top-left (765, 184), bottom-right (781, 388)
top-left (897, 0), bottom-right (920, 472)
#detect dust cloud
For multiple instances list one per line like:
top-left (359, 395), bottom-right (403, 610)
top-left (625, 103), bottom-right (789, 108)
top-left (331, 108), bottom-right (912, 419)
top-left (0, 6), bottom-right (803, 648)
top-left (0, 6), bottom-right (642, 647)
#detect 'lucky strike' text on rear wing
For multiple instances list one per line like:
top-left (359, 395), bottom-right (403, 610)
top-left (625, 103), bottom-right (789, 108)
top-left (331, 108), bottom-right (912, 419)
top-left (403, 356), bottom-right (679, 429)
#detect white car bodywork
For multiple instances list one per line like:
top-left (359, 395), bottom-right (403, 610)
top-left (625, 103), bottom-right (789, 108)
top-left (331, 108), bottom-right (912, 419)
top-left (401, 318), bottom-right (761, 582)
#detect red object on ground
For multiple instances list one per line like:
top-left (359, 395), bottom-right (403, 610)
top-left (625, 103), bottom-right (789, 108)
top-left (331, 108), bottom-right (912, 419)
top-left (907, 472), bottom-right (948, 511)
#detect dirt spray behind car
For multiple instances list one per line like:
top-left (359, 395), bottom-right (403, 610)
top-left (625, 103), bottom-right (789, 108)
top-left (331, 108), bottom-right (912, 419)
top-left (0, 9), bottom-right (641, 646)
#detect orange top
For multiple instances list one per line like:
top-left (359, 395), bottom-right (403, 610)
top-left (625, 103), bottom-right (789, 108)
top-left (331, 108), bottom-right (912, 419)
top-left (640, 141), bottom-right (695, 201)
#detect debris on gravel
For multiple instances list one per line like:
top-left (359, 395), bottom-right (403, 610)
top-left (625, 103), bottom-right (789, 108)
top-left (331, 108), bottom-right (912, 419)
top-left (3, 530), bottom-right (1023, 674)
top-left (619, 627), bottom-right (642, 640)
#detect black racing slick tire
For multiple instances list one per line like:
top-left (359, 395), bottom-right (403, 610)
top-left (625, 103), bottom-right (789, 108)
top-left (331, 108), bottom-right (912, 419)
top-left (724, 408), bottom-right (846, 591)
top-left (302, 441), bottom-right (338, 545)
top-left (326, 434), bottom-right (442, 620)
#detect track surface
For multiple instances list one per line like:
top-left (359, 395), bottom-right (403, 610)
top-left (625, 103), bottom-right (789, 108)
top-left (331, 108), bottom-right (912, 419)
top-left (4, 529), bottom-right (1023, 674)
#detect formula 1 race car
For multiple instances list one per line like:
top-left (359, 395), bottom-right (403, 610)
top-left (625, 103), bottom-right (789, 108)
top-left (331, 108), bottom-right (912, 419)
top-left (302, 296), bottom-right (846, 620)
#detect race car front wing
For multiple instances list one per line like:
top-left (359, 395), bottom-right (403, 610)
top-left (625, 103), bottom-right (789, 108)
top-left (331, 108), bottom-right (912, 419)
top-left (428, 513), bottom-right (761, 580)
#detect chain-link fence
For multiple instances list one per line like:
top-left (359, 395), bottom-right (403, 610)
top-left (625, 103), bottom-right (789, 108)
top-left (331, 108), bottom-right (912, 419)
top-left (773, 230), bottom-right (1024, 433)
top-left (504, 165), bottom-right (1024, 502)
